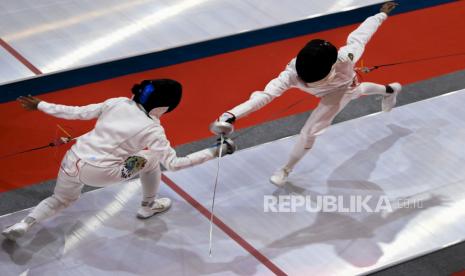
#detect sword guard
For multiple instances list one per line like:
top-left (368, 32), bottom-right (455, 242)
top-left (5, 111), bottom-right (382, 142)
top-left (210, 121), bottom-right (234, 136)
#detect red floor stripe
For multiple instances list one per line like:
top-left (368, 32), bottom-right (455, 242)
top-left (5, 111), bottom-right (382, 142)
top-left (161, 174), bottom-right (287, 276)
top-left (0, 38), bottom-right (42, 75)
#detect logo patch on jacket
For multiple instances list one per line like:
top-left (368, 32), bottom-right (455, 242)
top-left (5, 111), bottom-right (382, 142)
top-left (121, 156), bottom-right (147, 178)
top-left (348, 53), bottom-right (354, 61)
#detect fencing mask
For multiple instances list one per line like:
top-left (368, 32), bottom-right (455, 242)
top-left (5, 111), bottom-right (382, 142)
top-left (295, 39), bottom-right (338, 83)
top-left (132, 79), bottom-right (182, 114)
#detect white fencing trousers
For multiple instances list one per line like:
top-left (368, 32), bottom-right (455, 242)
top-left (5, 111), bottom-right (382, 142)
top-left (140, 165), bottom-right (161, 204)
top-left (28, 149), bottom-right (161, 223)
top-left (284, 82), bottom-right (390, 170)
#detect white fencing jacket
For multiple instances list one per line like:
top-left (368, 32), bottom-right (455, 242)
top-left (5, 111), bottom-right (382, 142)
top-left (229, 12), bottom-right (388, 119)
top-left (38, 97), bottom-right (215, 170)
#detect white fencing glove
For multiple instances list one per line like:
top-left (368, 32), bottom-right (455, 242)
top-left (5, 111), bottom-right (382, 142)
top-left (218, 112), bottom-right (236, 123)
top-left (210, 112), bottom-right (236, 136)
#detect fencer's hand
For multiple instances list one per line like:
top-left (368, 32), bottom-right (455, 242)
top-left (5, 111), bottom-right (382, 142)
top-left (380, 2), bottom-right (398, 15)
top-left (218, 112), bottom-right (236, 124)
top-left (17, 95), bottom-right (42, 111)
top-left (215, 138), bottom-right (236, 156)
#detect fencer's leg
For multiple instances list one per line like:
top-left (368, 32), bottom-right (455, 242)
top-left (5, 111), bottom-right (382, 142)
top-left (286, 136), bottom-right (313, 171)
top-left (140, 164), bottom-right (161, 205)
top-left (270, 135), bottom-right (311, 187)
top-left (357, 82), bottom-right (391, 96)
top-left (270, 90), bottom-right (351, 187)
top-left (136, 163), bottom-right (171, 219)
top-left (28, 195), bottom-right (73, 222)
top-left (2, 195), bottom-right (73, 240)
top-left (357, 82), bottom-right (402, 112)
top-left (2, 170), bottom-right (83, 240)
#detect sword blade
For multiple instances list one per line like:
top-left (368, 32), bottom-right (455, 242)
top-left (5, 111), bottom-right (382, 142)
top-left (209, 134), bottom-right (225, 256)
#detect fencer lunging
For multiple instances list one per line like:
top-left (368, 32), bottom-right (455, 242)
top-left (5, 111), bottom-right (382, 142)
top-left (216, 2), bottom-right (400, 187)
top-left (3, 79), bottom-right (235, 240)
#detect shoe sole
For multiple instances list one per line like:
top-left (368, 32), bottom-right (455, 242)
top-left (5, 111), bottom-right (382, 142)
top-left (136, 204), bottom-right (172, 220)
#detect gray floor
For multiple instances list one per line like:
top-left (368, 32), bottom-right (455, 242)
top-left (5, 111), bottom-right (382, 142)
top-left (166, 88), bottom-right (465, 275)
top-left (2, 71), bottom-right (465, 275)
top-left (0, 181), bottom-right (274, 276)
top-left (373, 242), bottom-right (465, 276)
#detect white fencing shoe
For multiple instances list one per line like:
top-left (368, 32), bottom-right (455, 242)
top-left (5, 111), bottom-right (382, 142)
top-left (382, 83), bottom-right (402, 112)
top-left (137, 198), bottom-right (172, 219)
top-left (270, 167), bottom-right (292, 187)
top-left (2, 221), bottom-right (31, 241)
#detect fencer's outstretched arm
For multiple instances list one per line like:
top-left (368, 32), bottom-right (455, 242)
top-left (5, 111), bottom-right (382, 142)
top-left (18, 94), bottom-right (104, 120)
top-left (148, 125), bottom-right (234, 171)
top-left (160, 145), bottom-right (216, 171)
top-left (338, 2), bottom-right (397, 63)
top-left (225, 69), bottom-right (296, 119)
top-left (37, 101), bottom-right (104, 120)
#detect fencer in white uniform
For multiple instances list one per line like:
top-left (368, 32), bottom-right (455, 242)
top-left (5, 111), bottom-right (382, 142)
top-left (216, 2), bottom-right (400, 186)
top-left (3, 79), bottom-right (235, 240)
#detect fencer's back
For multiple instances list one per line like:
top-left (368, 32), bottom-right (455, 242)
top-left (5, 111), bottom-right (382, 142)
top-left (290, 58), bottom-right (357, 97)
top-left (71, 97), bottom-right (159, 167)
